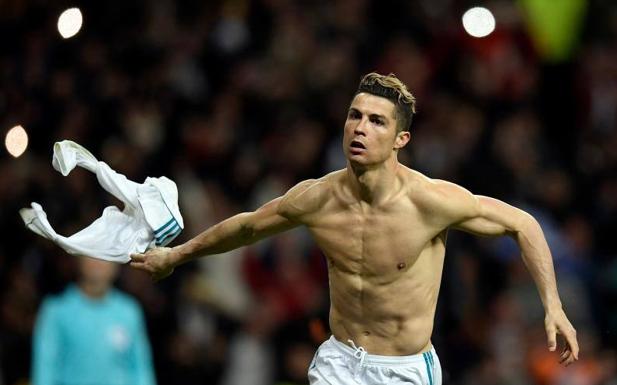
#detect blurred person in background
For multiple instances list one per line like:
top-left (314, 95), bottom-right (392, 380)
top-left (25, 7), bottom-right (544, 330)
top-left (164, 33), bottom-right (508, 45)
top-left (31, 257), bottom-right (156, 385)
top-left (131, 72), bottom-right (578, 385)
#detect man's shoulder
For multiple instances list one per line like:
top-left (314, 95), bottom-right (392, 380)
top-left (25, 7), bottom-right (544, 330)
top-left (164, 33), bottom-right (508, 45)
top-left (400, 167), bottom-right (439, 201)
top-left (50, 284), bottom-right (80, 303)
top-left (40, 293), bottom-right (64, 313)
top-left (278, 170), bottom-right (341, 219)
top-left (108, 289), bottom-right (142, 310)
top-left (39, 285), bottom-right (80, 316)
top-left (283, 173), bottom-right (334, 202)
top-left (404, 168), bottom-right (477, 217)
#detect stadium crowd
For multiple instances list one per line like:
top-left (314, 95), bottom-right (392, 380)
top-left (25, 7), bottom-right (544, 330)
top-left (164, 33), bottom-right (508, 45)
top-left (0, 0), bottom-right (616, 384)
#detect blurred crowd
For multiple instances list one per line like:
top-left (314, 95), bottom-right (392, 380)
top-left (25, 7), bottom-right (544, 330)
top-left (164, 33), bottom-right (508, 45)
top-left (1, 0), bottom-right (616, 384)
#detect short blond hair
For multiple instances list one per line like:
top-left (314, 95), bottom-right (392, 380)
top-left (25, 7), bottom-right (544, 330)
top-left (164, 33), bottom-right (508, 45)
top-left (356, 72), bottom-right (416, 132)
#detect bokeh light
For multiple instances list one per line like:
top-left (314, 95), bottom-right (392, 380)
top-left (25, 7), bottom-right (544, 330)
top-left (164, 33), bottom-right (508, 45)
top-left (57, 7), bottom-right (83, 39)
top-left (462, 7), bottom-right (496, 38)
top-left (5, 125), bottom-right (29, 158)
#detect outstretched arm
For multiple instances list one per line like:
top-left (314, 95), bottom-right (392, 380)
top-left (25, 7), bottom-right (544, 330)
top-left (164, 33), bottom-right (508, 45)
top-left (431, 181), bottom-right (579, 366)
top-left (130, 196), bottom-right (298, 280)
top-left (130, 179), bottom-right (321, 281)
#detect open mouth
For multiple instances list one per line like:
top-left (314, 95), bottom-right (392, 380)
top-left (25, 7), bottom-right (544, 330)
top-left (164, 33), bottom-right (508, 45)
top-left (350, 140), bottom-right (366, 150)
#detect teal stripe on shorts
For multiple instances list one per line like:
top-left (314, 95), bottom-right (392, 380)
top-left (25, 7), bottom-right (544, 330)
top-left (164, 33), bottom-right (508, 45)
top-left (423, 352), bottom-right (433, 385)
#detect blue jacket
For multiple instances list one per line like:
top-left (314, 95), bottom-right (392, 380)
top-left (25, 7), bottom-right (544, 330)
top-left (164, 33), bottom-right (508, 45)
top-left (32, 284), bottom-right (156, 385)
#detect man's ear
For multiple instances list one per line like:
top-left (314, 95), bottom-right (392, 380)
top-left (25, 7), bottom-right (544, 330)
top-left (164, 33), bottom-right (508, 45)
top-left (394, 131), bottom-right (411, 149)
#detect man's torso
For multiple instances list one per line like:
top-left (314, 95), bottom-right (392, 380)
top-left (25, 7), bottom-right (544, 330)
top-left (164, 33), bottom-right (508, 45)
top-left (282, 167), bottom-right (450, 355)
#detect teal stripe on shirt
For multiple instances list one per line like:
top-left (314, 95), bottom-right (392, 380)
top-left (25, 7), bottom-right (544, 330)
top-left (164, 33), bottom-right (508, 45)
top-left (156, 225), bottom-right (181, 246)
top-left (155, 221), bottom-right (179, 240)
top-left (154, 218), bottom-right (175, 235)
top-left (155, 223), bottom-right (179, 243)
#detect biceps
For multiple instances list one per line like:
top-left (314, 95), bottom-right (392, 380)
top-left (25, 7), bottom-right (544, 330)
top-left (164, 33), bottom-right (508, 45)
top-left (453, 196), bottom-right (525, 237)
top-left (453, 216), bottom-right (510, 236)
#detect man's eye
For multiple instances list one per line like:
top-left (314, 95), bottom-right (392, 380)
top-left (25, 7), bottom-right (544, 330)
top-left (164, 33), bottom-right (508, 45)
top-left (371, 117), bottom-right (384, 125)
top-left (349, 111), bottom-right (360, 119)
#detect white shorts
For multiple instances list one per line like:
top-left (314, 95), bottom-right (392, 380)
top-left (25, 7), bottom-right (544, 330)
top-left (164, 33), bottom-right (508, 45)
top-left (308, 336), bottom-right (442, 385)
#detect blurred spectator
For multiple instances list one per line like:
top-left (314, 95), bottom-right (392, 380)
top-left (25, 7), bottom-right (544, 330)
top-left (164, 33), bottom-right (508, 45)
top-left (1, 0), bottom-right (616, 384)
top-left (31, 257), bottom-right (156, 385)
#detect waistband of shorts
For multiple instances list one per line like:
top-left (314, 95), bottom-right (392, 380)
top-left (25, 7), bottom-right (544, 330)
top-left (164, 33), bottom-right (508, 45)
top-left (328, 335), bottom-right (436, 366)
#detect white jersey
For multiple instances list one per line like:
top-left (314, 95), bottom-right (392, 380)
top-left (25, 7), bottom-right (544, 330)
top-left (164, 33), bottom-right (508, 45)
top-left (20, 140), bottom-right (183, 263)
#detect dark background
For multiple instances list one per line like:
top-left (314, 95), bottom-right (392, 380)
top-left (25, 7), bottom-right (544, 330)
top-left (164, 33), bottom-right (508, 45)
top-left (1, 0), bottom-right (616, 384)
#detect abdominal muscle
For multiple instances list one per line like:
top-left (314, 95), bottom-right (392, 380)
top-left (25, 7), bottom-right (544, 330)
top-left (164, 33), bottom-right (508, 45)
top-left (326, 249), bottom-right (444, 356)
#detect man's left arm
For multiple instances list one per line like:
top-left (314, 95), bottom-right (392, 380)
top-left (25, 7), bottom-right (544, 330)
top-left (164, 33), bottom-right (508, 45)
top-left (432, 181), bottom-right (579, 366)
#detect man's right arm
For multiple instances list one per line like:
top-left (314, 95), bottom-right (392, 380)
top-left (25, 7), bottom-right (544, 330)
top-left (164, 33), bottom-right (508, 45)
top-left (130, 179), bottom-right (322, 281)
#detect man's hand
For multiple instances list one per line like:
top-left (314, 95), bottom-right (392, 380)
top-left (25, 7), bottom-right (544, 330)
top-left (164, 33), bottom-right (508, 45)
top-left (130, 247), bottom-right (176, 282)
top-left (545, 308), bottom-right (579, 366)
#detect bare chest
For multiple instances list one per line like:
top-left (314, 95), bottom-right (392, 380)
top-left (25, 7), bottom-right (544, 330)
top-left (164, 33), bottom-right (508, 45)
top-left (307, 202), bottom-right (438, 277)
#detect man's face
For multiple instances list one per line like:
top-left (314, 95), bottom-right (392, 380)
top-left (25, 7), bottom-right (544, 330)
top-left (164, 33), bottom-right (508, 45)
top-left (79, 257), bottom-right (118, 287)
top-left (343, 93), bottom-right (409, 166)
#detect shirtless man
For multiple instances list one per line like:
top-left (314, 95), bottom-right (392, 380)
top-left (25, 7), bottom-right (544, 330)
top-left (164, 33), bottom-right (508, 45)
top-left (130, 73), bottom-right (579, 384)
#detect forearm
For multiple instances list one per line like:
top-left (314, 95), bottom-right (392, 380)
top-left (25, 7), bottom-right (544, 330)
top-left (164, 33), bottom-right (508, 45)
top-left (170, 212), bottom-right (255, 266)
top-left (515, 215), bottom-right (562, 312)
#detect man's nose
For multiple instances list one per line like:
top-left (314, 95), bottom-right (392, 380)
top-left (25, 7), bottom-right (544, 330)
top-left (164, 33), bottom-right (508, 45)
top-left (354, 119), bottom-right (367, 136)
